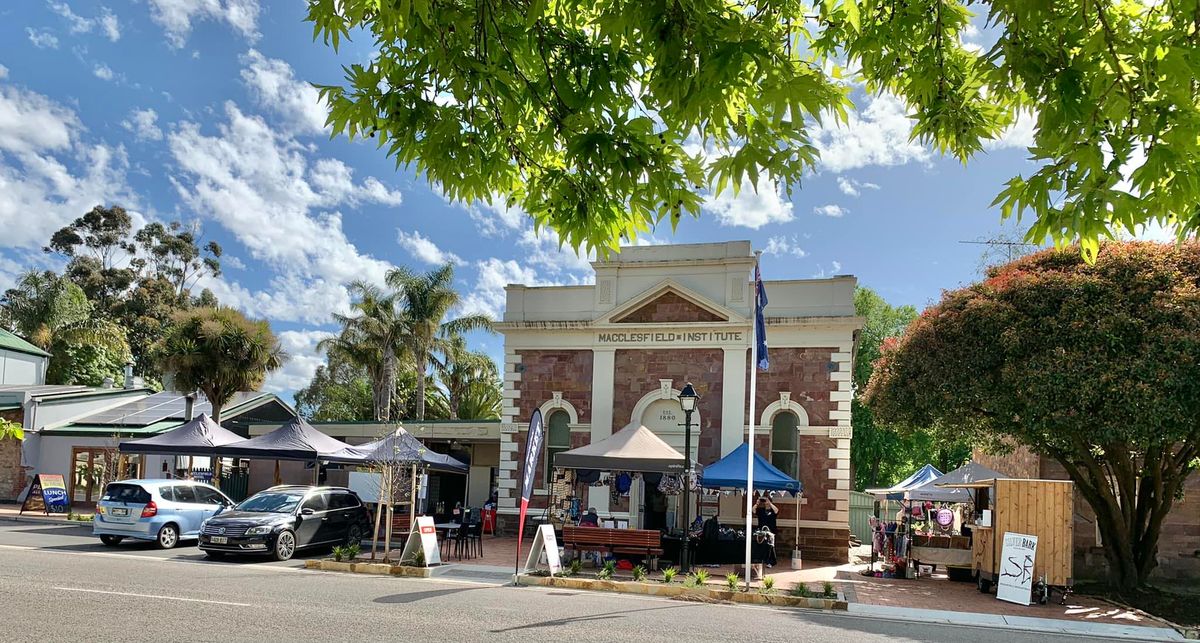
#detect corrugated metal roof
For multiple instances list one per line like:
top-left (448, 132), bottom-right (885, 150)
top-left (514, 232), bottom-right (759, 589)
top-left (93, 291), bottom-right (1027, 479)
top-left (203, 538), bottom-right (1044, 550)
top-left (39, 420), bottom-right (180, 437)
top-left (0, 329), bottom-right (51, 358)
top-left (71, 390), bottom-right (275, 427)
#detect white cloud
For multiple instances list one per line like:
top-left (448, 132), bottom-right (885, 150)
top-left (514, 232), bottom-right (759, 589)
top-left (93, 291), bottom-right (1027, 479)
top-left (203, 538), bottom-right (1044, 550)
top-left (836, 176), bottom-right (880, 197)
top-left (93, 63), bottom-right (115, 81)
top-left (813, 93), bottom-right (932, 172)
top-left (813, 204), bottom-right (848, 218)
top-left (49, 3), bottom-right (120, 41)
top-left (27, 28), bottom-right (60, 49)
top-left (703, 176), bottom-right (794, 229)
top-left (239, 49), bottom-right (328, 136)
top-left (811, 260), bottom-right (844, 279)
top-left (168, 102), bottom-right (401, 323)
top-left (0, 80), bottom-right (143, 249)
top-left (518, 226), bottom-right (595, 276)
top-left (396, 229), bottom-right (463, 266)
top-left (763, 236), bottom-right (808, 258)
top-left (0, 66), bottom-right (7, 80)
top-left (121, 108), bottom-right (163, 141)
top-left (986, 110), bottom-right (1036, 151)
top-left (147, 0), bottom-right (259, 48)
top-left (462, 195), bottom-right (527, 237)
top-left (262, 328), bottom-right (334, 395)
top-left (458, 258), bottom-right (544, 319)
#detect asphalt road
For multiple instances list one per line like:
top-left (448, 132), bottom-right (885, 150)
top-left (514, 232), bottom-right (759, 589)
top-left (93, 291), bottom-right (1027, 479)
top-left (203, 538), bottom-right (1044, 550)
top-left (0, 520), bottom-right (1122, 642)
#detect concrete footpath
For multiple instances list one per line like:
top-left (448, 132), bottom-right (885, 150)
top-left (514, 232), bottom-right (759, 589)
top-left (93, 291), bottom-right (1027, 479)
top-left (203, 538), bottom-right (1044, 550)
top-left (847, 603), bottom-right (1185, 641)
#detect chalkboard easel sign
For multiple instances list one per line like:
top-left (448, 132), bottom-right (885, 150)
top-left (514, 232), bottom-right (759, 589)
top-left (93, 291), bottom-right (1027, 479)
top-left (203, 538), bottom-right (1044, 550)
top-left (20, 474), bottom-right (70, 515)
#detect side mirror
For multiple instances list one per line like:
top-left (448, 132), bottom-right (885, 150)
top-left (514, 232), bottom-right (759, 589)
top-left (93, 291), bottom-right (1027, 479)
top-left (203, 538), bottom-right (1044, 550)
top-left (300, 508), bottom-right (315, 516)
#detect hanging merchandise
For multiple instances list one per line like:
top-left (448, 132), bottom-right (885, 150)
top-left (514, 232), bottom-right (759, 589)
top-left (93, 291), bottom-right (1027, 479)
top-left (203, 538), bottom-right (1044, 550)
top-left (616, 472), bottom-right (632, 495)
top-left (657, 474), bottom-right (682, 496)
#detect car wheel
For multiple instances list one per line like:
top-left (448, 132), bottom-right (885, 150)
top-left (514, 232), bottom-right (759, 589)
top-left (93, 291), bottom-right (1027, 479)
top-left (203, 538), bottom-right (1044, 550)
top-left (346, 524), bottom-right (363, 547)
top-left (273, 529), bottom-right (296, 561)
top-left (99, 535), bottom-right (124, 547)
top-left (155, 523), bottom-right (179, 550)
top-left (204, 550), bottom-right (226, 560)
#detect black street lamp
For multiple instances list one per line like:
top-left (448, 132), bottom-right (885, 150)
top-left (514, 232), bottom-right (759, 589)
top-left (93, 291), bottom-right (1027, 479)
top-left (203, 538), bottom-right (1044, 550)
top-left (678, 382), bottom-right (699, 573)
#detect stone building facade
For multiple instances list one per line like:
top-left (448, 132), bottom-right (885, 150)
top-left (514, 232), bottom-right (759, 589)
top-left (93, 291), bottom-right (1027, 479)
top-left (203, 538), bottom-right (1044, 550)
top-left (496, 241), bottom-right (861, 562)
top-left (976, 445), bottom-right (1200, 581)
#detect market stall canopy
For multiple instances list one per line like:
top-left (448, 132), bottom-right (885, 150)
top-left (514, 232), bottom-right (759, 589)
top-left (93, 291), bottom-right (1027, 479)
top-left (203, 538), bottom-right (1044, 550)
top-left (908, 461), bottom-right (1007, 502)
top-left (866, 463), bottom-right (943, 500)
top-left (118, 414), bottom-right (245, 456)
top-left (213, 418), bottom-right (351, 461)
top-left (326, 428), bottom-right (468, 474)
top-left (554, 422), bottom-right (685, 473)
top-left (699, 443), bottom-right (801, 492)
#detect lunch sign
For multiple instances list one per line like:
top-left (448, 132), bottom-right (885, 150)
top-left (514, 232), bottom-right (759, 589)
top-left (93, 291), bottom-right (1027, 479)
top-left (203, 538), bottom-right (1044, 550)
top-left (20, 473), bottom-right (69, 515)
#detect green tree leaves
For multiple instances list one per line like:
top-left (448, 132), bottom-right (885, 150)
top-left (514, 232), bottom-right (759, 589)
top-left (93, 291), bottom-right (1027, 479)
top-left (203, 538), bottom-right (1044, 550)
top-left (155, 307), bottom-right (285, 423)
top-left (307, 0), bottom-right (1200, 254)
top-left (863, 242), bottom-right (1200, 590)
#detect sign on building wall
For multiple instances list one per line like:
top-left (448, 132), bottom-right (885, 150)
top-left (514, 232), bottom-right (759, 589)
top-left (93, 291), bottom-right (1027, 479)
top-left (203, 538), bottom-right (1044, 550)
top-left (596, 331), bottom-right (743, 345)
top-left (997, 532), bottom-right (1039, 605)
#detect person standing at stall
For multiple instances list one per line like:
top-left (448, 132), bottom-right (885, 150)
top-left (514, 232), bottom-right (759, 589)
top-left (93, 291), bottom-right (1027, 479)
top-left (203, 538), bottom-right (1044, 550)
top-left (754, 496), bottom-right (779, 567)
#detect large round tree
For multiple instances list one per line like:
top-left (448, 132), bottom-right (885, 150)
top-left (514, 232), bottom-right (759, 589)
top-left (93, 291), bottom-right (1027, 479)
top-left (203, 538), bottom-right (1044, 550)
top-left (156, 307), bottom-right (286, 423)
top-left (863, 242), bottom-right (1200, 592)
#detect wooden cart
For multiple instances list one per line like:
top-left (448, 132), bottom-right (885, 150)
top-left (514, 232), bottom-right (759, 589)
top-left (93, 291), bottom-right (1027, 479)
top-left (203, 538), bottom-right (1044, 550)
top-left (946, 478), bottom-right (1074, 604)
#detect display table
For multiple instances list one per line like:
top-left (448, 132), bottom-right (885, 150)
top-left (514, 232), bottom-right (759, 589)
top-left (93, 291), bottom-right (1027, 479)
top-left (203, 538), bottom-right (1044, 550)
top-left (909, 534), bottom-right (973, 568)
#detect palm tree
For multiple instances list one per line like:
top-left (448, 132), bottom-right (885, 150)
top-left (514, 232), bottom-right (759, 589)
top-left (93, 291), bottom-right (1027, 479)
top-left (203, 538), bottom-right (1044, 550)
top-left (156, 307), bottom-right (285, 423)
top-left (2, 271), bottom-right (130, 385)
top-left (386, 264), bottom-right (493, 420)
top-left (322, 282), bottom-right (410, 422)
top-left (434, 334), bottom-right (499, 420)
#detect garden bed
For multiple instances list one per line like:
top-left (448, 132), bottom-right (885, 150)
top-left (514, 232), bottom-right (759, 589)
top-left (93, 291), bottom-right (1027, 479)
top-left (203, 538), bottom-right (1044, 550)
top-left (515, 574), bottom-right (847, 611)
top-left (304, 559), bottom-right (433, 578)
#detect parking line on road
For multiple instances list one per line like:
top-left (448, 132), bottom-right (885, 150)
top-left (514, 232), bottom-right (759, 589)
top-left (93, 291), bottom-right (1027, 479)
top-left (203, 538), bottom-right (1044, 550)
top-left (54, 587), bottom-right (254, 607)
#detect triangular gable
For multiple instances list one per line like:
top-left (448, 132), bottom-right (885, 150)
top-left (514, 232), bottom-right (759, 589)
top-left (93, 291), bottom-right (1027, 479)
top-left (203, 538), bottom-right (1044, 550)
top-left (599, 280), bottom-right (739, 324)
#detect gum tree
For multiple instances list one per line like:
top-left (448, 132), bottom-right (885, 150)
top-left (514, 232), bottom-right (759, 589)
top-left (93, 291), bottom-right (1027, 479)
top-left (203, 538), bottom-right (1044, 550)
top-left (863, 242), bottom-right (1200, 591)
top-left (306, 0), bottom-right (1200, 253)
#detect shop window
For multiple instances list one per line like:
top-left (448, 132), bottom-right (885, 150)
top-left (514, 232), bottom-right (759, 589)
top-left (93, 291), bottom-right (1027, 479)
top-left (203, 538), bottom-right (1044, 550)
top-left (544, 409), bottom-right (570, 486)
top-left (770, 412), bottom-right (800, 479)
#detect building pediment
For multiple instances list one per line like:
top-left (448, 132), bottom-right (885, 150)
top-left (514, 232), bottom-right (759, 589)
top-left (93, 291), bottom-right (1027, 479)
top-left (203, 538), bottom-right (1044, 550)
top-left (597, 280), bottom-right (742, 325)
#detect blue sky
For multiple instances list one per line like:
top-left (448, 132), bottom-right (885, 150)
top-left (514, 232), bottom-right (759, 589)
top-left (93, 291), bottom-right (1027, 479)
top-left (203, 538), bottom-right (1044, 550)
top-left (0, 1), bottom-right (1048, 403)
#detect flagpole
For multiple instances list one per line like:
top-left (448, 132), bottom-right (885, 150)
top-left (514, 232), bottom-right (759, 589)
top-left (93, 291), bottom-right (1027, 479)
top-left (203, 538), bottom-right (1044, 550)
top-left (744, 250), bottom-right (762, 590)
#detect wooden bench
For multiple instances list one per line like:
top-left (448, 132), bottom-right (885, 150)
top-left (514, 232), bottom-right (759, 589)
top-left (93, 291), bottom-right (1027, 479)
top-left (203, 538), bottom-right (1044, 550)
top-left (562, 526), bottom-right (664, 569)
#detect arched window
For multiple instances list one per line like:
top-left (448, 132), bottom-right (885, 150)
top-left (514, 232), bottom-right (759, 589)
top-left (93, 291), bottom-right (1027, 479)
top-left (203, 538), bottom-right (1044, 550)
top-left (544, 409), bottom-right (571, 485)
top-left (770, 411), bottom-right (800, 479)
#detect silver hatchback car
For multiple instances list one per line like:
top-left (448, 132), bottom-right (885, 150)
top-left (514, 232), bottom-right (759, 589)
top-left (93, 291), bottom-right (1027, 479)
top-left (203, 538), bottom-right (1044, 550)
top-left (94, 479), bottom-right (233, 549)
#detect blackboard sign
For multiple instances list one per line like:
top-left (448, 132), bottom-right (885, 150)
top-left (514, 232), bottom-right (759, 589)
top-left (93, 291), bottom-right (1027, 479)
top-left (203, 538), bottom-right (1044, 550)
top-left (20, 474), bottom-right (70, 515)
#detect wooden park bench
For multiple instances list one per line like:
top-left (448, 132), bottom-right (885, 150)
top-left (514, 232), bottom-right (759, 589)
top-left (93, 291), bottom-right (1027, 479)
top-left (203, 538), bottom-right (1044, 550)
top-left (562, 526), bottom-right (664, 570)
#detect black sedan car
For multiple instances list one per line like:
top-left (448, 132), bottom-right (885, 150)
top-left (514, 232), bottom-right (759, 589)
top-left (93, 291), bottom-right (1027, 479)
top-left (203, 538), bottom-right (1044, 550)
top-left (199, 485), bottom-right (372, 561)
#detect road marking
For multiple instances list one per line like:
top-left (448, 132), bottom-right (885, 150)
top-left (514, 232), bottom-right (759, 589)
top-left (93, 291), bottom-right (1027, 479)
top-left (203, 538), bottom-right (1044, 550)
top-left (54, 587), bottom-right (254, 607)
top-left (0, 544), bottom-right (308, 573)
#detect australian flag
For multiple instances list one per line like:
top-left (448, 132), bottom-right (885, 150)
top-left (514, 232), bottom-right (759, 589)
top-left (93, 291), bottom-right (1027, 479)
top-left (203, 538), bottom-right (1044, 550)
top-left (755, 262), bottom-right (769, 370)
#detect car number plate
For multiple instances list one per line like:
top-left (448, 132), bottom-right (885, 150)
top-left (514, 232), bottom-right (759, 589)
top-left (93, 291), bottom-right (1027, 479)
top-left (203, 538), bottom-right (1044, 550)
top-left (211, 536), bottom-right (228, 544)
top-left (112, 508), bottom-right (128, 517)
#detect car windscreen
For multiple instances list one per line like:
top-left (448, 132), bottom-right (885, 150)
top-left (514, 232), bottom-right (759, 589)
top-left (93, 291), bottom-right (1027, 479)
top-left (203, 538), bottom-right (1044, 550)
top-left (101, 483), bottom-right (151, 504)
top-left (235, 492), bottom-right (304, 513)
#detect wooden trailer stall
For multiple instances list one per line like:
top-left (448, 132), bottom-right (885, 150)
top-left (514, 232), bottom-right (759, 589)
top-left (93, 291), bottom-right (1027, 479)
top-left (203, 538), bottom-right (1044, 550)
top-left (944, 478), bottom-right (1074, 603)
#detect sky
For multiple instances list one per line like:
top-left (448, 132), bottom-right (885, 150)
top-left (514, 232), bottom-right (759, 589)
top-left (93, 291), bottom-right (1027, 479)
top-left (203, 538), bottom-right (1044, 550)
top-left (0, 1), bottom-right (1063, 405)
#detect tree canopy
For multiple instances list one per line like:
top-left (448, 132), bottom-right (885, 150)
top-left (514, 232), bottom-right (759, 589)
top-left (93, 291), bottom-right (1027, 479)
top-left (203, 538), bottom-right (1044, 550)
top-left (155, 307), bottom-right (285, 423)
top-left (306, 0), bottom-right (1200, 254)
top-left (863, 242), bottom-right (1200, 590)
top-left (850, 287), bottom-right (969, 490)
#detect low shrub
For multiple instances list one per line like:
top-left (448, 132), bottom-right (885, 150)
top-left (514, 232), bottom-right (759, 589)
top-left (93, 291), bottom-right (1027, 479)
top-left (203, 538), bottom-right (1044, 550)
top-left (597, 560), bottom-right (616, 580)
top-left (725, 572), bottom-right (740, 591)
top-left (823, 581), bottom-right (837, 598)
top-left (568, 559), bottom-right (582, 576)
top-left (662, 567), bottom-right (678, 583)
top-left (694, 569), bottom-right (710, 584)
top-left (761, 576), bottom-right (775, 594)
top-left (790, 583), bottom-right (812, 598)
top-left (632, 565), bottom-right (647, 582)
